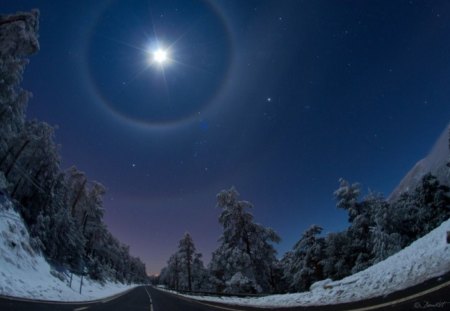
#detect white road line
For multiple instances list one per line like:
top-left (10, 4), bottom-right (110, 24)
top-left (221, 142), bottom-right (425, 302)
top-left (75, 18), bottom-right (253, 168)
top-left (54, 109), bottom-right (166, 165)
top-left (143, 286), bottom-right (153, 311)
top-left (100, 287), bottom-right (136, 304)
top-left (73, 307), bottom-right (89, 311)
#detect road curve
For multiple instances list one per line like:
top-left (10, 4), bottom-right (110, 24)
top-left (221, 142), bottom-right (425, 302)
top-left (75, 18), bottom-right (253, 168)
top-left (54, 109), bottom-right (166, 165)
top-left (149, 271), bottom-right (450, 311)
top-left (0, 286), bottom-right (151, 311)
top-left (0, 272), bottom-right (449, 311)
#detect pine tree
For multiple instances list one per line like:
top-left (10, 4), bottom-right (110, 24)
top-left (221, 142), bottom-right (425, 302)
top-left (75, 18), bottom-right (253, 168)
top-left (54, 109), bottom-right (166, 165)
top-left (178, 232), bottom-right (195, 291)
top-left (284, 225), bottom-right (324, 292)
top-left (0, 10), bottom-right (39, 163)
top-left (167, 253), bottom-right (181, 290)
top-left (160, 233), bottom-right (207, 291)
top-left (369, 195), bottom-right (402, 263)
top-left (334, 178), bottom-right (361, 222)
top-left (209, 187), bottom-right (280, 294)
top-left (321, 231), bottom-right (353, 280)
top-left (191, 252), bottom-right (209, 291)
top-left (334, 179), bottom-right (375, 273)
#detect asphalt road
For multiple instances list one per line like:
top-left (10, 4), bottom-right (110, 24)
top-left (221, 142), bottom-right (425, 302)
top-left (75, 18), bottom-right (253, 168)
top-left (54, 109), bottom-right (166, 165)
top-left (0, 286), bottom-right (152, 311)
top-left (147, 275), bottom-right (450, 311)
top-left (0, 272), bottom-right (449, 311)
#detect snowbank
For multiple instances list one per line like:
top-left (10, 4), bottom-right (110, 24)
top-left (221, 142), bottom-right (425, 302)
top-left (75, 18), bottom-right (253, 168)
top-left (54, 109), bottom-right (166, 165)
top-left (0, 196), bottom-right (136, 301)
top-left (178, 218), bottom-right (450, 307)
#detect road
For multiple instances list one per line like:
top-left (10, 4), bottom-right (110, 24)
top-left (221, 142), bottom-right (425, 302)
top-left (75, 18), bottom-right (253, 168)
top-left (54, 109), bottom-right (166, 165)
top-left (0, 272), bottom-right (449, 311)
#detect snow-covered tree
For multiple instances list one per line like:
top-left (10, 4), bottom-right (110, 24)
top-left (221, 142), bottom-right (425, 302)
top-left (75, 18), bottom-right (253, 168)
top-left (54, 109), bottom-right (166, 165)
top-left (414, 173), bottom-right (450, 233)
top-left (388, 173), bottom-right (450, 251)
top-left (191, 252), bottom-right (209, 291)
top-left (369, 195), bottom-right (402, 263)
top-left (0, 10), bottom-right (39, 160)
top-left (209, 187), bottom-right (280, 294)
top-left (334, 178), bottom-right (361, 222)
top-left (283, 225), bottom-right (325, 292)
top-left (31, 184), bottom-right (85, 270)
top-left (6, 121), bottom-right (60, 223)
top-left (178, 232), bottom-right (195, 291)
top-left (321, 231), bottom-right (353, 280)
top-left (167, 253), bottom-right (182, 290)
top-left (0, 12), bottom-right (148, 283)
top-left (160, 233), bottom-right (207, 291)
top-left (65, 166), bottom-right (88, 219)
top-left (82, 182), bottom-right (106, 251)
top-left (334, 179), bottom-right (375, 273)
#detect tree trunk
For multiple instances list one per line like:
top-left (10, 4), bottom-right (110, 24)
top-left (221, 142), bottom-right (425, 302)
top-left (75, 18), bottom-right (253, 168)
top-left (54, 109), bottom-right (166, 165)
top-left (82, 211), bottom-right (89, 235)
top-left (0, 144), bottom-right (15, 168)
top-left (187, 257), bottom-right (192, 291)
top-left (40, 178), bottom-right (58, 213)
top-left (12, 158), bottom-right (32, 199)
top-left (175, 257), bottom-right (180, 291)
top-left (11, 176), bottom-right (23, 198)
top-left (5, 139), bottom-right (30, 178)
top-left (71, 179), bottom-right (87, 217)
top-left (25, 163), bottom-right (49, 204)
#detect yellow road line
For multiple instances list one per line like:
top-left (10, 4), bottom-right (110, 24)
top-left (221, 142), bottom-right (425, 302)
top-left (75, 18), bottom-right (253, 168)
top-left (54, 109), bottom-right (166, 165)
top-left (343, 279), bottom-right (450, 311)
top-left (168, 293), bottom-right (245, 311)
top-left (155, 278), bottom-right (450, 311)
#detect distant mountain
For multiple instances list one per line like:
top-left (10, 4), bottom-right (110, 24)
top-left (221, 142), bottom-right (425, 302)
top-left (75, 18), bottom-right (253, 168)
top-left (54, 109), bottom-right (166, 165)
top-left (389, 123), bottom-right (450, 201)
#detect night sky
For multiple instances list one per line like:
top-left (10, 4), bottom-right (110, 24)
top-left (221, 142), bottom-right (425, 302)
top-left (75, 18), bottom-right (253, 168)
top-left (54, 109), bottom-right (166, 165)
top-left (3, 0), bottom-right (450, 275)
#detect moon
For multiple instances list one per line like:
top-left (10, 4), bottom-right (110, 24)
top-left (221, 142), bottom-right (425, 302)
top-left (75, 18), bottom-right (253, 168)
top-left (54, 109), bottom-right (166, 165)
top-left (152, 48), bottom-right (168, 64)
top-left (86, 0), bottom-right (233, 129)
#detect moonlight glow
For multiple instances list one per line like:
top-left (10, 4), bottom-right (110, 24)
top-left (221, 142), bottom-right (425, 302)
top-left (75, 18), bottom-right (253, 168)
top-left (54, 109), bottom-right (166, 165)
top-left (153, 48), bottom-right (168, 64)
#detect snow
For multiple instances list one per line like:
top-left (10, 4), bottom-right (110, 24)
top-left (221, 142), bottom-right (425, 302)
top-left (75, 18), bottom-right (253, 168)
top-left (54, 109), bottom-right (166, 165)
top-left (172, 218), bottom-right (450, 307)
top-left (0, 195), bottom-right (137, 302)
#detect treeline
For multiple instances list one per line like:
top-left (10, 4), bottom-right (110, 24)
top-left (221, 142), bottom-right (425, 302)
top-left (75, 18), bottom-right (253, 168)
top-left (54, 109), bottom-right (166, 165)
top-left (0, 10), bottom-right (147, 283)
top-left (159, 175), bottom-right (450, 294)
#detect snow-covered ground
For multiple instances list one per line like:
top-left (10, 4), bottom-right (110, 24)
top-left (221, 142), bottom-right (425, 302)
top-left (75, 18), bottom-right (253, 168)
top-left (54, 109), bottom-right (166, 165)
top-left (0, 195), bottom-right (137, 302)
top-left (175, 218), bottom-right (450, 307)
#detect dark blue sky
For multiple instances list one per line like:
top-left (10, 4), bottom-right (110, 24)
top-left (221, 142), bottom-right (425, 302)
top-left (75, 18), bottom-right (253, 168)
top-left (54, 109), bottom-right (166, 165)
top-left (3, 0), bottom-right (450, 274)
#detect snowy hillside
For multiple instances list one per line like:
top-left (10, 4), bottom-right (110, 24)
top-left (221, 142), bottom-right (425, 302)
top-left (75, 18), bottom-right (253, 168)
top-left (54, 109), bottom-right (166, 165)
top-left (175, 218), bottom-right (450, 307)
top-left (0, 194), bottom-right (136, 301)
top-left (389, 123), bottom-right (450, 201)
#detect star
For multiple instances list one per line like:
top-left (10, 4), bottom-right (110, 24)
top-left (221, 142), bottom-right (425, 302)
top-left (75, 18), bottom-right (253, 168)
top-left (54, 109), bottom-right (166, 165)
top-left (267, 97), bottom-right (272, 102)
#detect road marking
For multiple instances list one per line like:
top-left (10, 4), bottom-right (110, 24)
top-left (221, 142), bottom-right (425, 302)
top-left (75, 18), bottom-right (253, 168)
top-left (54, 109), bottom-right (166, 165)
top-left (143, 286), bottom-right (153, 311)
top-left (100, 287), bottom-right (136, 304)
top-left (73, 307), bottom-right (89, 311)
top-left (194, 300), bottom-right (248, 311)
top-left (155, 278), bottom-right (450, 311)
top-left (160, 291), bottom-right (244, 311)
top-left (343, 279), bottom-right (450, 311)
